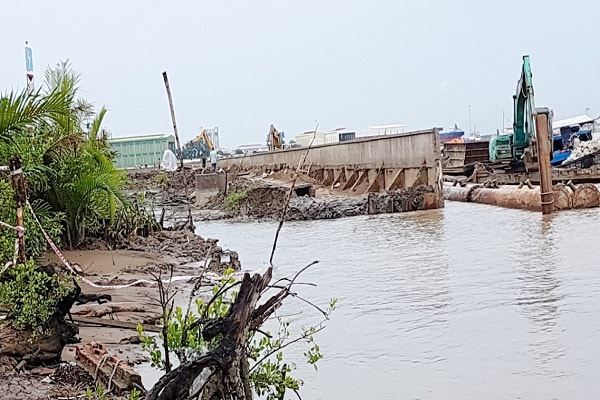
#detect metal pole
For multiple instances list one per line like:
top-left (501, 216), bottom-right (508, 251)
top-left (535, 110), bottom-right (554, 215)
top-left (468, 104), bottom-right (472, 135)
top-left (162, 71), bottom-right (184, 171)
top-left (9, 156), bottom-right (27, 263)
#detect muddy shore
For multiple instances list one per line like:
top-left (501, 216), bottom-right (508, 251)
top-left (1, 227), bottom-right (242, 399)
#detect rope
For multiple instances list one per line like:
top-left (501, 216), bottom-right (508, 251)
top-left (0, 220), bottom-right (20, 231)
top-left (0, 220), bottom-right (25, 269)
top-left (107, 359), bottom-right (123, 393)
top-left (94, 353), bottom-right (110, 383)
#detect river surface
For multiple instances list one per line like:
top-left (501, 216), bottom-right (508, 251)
top-left (192, 202), bottom-right (600, 400)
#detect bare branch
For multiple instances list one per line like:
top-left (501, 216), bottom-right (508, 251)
top-left (248, 325), bottom-right (326, 373)
top-left (269, 122), bottom-right (319, 265)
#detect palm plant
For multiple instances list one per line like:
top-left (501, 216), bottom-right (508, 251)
top-left (0, 60), bottom-right (128, 252)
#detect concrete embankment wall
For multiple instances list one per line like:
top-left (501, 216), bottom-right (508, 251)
top-left (218, 128), bottom-right (444, 209)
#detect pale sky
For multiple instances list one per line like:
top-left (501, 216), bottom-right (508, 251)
top-left (1, 1), bottom-right (599, 148)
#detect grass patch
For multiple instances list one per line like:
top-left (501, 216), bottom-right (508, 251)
top-left (225, 190), bottom-right (248, 211)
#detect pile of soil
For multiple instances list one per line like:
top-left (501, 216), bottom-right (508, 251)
top-left (125, 167), bottom-right (197, 192)
top-left (367, 186), bottom-right (438, 214)
top-left (119, 229), bottom-right (219, 265)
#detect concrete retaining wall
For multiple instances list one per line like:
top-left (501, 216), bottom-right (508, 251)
top-left (220, 128), bottom-right (440, 170)
top-left (211, 128), bottom-right (444, 210)
top-left (195, 173), bottom-right (227, 206)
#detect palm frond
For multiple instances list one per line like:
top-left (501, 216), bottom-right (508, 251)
top-left (0, 88), bottom-right (71, 142)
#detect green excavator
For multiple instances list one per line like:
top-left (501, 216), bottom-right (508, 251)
top-left (488, 55), bottom-right (551, 172)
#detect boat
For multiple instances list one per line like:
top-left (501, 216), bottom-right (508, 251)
top-left (439, 125), bottom-right (465, 143)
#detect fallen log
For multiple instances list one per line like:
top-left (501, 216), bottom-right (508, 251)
top-left (71, 302), bottom-right (147, 318)
top-left (71, 316), bottom-right (161, 333)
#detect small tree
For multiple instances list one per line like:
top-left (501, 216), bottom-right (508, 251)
top-left (139, 265), bottom-right (335, 400)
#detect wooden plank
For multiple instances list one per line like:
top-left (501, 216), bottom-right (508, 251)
top-left (0, 306), bottom-right (160, 332)
top-left (71, 316), bottom-right (161, 333)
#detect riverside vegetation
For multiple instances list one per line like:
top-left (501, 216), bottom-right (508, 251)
top-left (0, 61), bottom-right (334, 400)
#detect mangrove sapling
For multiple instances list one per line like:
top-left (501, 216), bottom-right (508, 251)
top-left (138, 264), bottom-right (336, 400)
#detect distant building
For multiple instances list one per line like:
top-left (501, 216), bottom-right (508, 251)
top-left (236, 143), bottom-right (269, 153)
top-left (295, 131), bottom-right (326, 146)
top-left (359, 124), bottom-right (406, 137)
top-left (295, 128), bottom-right (356, 146)
top-left (109, 133), bottom-right (176, 169)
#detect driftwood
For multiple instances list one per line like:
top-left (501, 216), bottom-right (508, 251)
top-left (76, 293), bottom-right (112, 305)
top-left (71, 302), bottom-right (147, 318)
top-left (72, 315), bottom-right (161, 333)
top-left (147, 266), bottom-right (301, 400)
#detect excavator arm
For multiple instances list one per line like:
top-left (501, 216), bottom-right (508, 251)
top-left (512, 55), bottom-right (537, 157)
top-left (268, 124), bottom-right (282, 151)
top-left (192, 129), bottom-right (214, 151)
top-left (489, 55), bottom-right (538, 164)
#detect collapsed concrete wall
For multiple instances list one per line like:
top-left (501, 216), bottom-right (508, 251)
top-left (219, 128), bottom-right (444, 209)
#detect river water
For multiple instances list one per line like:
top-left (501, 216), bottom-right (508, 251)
top-left (193, 202), bottom-right (600, 400)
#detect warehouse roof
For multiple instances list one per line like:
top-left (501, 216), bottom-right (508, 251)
top-left (108, 133), bottom-right (175, 144)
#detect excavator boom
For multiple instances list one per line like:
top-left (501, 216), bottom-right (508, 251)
top-left (192, 128), bottom-right (214, 151)
top-left (489, 55), bottom-right (537, 163)
top-left (512, 55), bottom-right (536, 153)
top-left (268, 124), bottom-right (282, 151)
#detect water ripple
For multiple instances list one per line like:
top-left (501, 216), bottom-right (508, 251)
top-left (195, 203), bottom-right (600, 400)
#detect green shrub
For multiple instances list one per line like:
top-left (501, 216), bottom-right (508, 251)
top-left (0, 261), bottom-right (75, 330)
top-left (225, 190), bottom-right (248, 211)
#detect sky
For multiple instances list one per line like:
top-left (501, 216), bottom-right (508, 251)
top-left (1, 0), bottom-right (599, 148)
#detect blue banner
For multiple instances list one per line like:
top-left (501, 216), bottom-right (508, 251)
top-left (25, 46), bottom-right (33, 72)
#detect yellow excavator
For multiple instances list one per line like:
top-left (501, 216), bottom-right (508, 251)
top-left (192, 128), bottom-right (214, 151)
top-left (268, 124), bottom-right (282, 151)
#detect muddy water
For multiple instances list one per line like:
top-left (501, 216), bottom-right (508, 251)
top-left (194, 202), bottom-right (600, 399)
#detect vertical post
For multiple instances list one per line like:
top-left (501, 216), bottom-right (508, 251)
top-left (161, 71), bottom-right (194, 230)
top-left (535, 110), bottom-right (553, 215)
top-left (162, 71), bottom-right (184, 171)
top-left (9, 156), bottom-right (27, 263)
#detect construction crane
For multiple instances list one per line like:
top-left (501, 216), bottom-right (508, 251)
top-left (268, 124), bottom-right (283, 151)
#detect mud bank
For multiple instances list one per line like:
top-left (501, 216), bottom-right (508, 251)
top-left (1, 227), bottom-right (242, 399)
top-left (202, 178), bottom-right (439, 221)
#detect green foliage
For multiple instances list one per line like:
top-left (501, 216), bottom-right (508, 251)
top-left (138, 268), bottom-right (336, 399)
top-left (0, 59), bottom-right (129, 253)
top-left (248, 298), bottom-right (337, 399)
top-left (153, 172), bottom-right (171, 188)
top-left (86, 384), bottom-right (107, 400)
top-left (104, 194), bottom-right (160, 247)
top-left (225, 190), bottom-right (248, 211)
top-left (86, 384), bottom-right (141, 400)
top-left (0, 181), bottom-right (63, 262)
top-left (128, 388), bottom-right (142, 400)
top-left (0, 261), bottom-right (74, 331)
